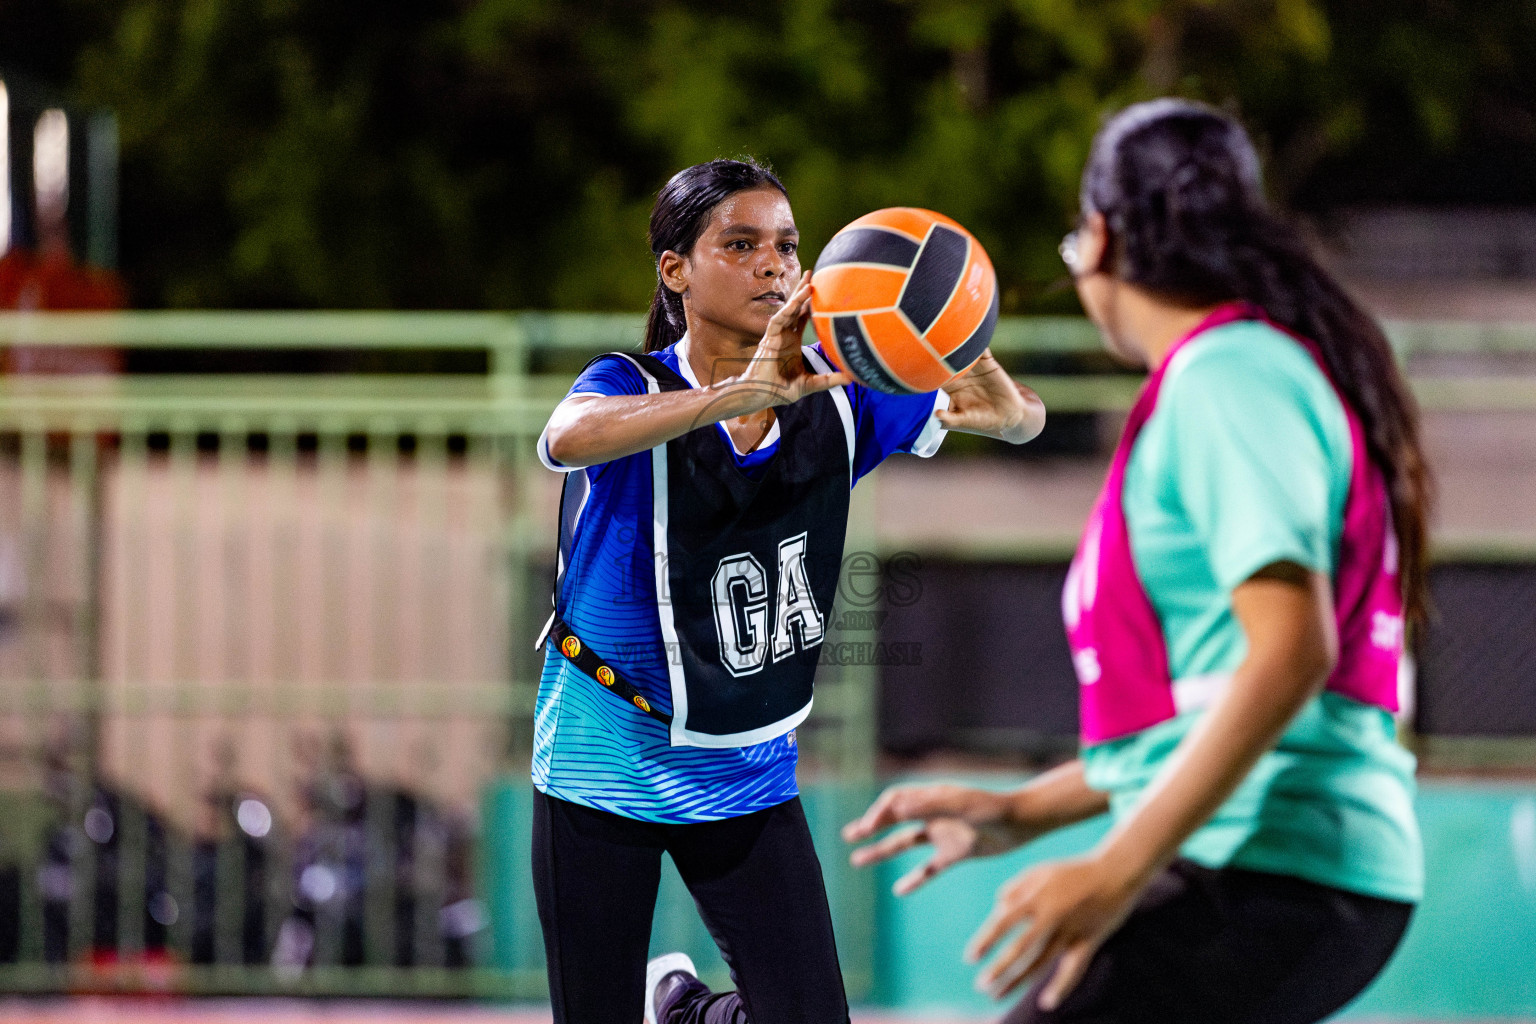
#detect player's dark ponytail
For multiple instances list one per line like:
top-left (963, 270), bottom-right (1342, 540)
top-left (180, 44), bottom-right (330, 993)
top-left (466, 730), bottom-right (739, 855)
top-left (644, 158), bottom-right (788, 352)
top-left (1082, 99), bottom-right (1432, 621)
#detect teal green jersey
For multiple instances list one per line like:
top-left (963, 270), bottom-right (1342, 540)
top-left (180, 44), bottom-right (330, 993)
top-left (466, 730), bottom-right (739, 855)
top-left (1082, 319), bottom-right (1422, 903)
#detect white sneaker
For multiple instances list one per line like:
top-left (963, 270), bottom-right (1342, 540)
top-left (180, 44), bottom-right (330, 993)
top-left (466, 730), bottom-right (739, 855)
top-left (643, 951), bottom-right (698, 1024)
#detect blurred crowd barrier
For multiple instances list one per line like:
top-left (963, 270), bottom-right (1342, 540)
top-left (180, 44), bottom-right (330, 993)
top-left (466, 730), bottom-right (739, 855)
top-left (0, 311), bottom-right (1531, 1000)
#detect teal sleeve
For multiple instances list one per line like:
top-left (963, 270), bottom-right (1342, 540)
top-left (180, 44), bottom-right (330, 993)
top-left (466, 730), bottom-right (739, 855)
top-left (1161, 345), bottom-right (1341, 590)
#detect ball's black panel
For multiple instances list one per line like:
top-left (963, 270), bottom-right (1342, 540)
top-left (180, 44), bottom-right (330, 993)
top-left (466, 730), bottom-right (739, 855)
top-left (815, 227), bottom-right (921, 270)
top-left (899, 225), bottom-right (969, 332)
top-left (832, 315), bottom-right (914, 395)
top-left (942, 284), bottom-right (999, 373)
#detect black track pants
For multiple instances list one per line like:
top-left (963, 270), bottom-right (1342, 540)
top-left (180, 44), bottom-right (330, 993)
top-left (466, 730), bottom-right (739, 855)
top-left (531, 789), bottom-right (850, 1024)
top-left (1003, 859), bottom-right (1413, 1024)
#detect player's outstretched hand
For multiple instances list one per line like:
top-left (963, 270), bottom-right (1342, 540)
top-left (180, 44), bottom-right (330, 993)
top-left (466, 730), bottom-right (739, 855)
top-left (842, 784), bottom-right (1043, 896)
top-left (937, 350), bottom-right (1046, 444)
top-left (733, 271), bottom-right (852, 410)
top-left (965, 852), bottom-right (1143, 1010)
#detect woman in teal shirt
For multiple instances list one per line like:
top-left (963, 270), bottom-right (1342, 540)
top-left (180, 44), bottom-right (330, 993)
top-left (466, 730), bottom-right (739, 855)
top-left (845, 99), bottom-right (1430, 1024)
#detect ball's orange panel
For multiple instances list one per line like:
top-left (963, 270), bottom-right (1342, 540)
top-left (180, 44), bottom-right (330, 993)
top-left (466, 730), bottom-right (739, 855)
top-left (914, 208), bottom-right (968, 233)
top-left (810, 264), bottom-right (908, 315)
top-left (843, 207), bottom-right (944, 244)
top-left (860, 310), bottom-right (953, 392)
top-left (811, 313), bottom-right (845, 369)
top-left (923, 242), bottom-right (997, 365)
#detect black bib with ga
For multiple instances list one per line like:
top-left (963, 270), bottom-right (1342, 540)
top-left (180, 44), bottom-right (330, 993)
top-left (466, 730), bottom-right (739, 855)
top-left (548, 349), bottom-right (855, 748)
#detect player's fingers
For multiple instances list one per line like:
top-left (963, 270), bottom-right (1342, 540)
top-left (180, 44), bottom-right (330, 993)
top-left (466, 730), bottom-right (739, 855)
top-left (843, 789), bottom-right (902, 841)
top-left (963, 349), bottom-right (997, 373)
top-left (934, 408), bottom-right (966, 429)
top-left (730, 377), bottom-right (793, 411)
top-left (892, 852), bottom-right (953, 896)
top-left (849, 824), bottom-right (928, 868)
top-left (1012, 929), bottom-right (1067, 993)
top-left (935, 406), bottom-right (992, 430)
top-left (762, 280), bottom-right (812, 346)
top-left (780, 298), bottom-right (813, 345)
top-left (772, 274), bottom-right (814, 327)
top-left (790, 275), bottom-right (813, 318)
top-left (924, 823), bottom-right (977, 873)
top-left (844, 785), bottom-right (951, 841)
top-left (973, 918), bottom-right (1051, 996)
top-left (794, 268), bottom-right (812, 300)
top-left (981, 937), bottom-right (1056, 1001)
top-left (994, 933), bottom-right (1069, 1000)
top-left (965, 899), bottom-right (1034, 964)
top-left (760, 320), bottom-right (792, 355)
top-left (1038, 941), bottom-right (1098, 1011)
top-left (799, 371), bottom-right (853, 395)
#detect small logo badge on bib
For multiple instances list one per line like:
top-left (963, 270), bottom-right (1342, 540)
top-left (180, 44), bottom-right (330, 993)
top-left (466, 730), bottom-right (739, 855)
top-left (596, 665), bottom-right (615, 687)
top-left (561, 636), bottom-right (581, 659)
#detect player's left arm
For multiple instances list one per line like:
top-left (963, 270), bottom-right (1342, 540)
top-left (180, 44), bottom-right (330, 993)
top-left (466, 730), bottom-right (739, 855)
top-left (936, 350), bottom-right (1045, 444)
top-left (964, 564), bottom-right (1336, 1007)
top-left (966, 354), bottom-right (1340, 1009)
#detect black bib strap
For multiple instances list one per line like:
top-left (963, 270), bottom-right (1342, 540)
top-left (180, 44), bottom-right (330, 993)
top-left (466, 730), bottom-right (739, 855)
top-left (548, 617), bottom-right (673, 726)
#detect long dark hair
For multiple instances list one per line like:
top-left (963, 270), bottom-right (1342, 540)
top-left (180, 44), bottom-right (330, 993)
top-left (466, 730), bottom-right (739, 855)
top-left (643, 158), bottom-right (788, 352)
top-left (1082, 99), bottom-right (1431, 621)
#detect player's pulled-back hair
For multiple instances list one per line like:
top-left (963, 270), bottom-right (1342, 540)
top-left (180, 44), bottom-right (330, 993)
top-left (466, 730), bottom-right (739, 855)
top-left (644, 158), bottom-right (788, 353)
top-left (1082, 98), bottom-right (1431, 621)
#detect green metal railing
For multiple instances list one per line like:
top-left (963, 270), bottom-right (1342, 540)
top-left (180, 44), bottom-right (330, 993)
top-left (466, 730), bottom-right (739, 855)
top-left (0, 310), bottom-right (1533, 997)
top-left (0, 314), bottom-right (529, 995)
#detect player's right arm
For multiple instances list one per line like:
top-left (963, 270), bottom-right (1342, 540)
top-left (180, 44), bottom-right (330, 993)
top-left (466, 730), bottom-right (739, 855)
top-left (841, 760), bottom-right (1109, 894)
top-left (544, 273), bottom-right (850, 468)
top-left (544, 387), bottom-right (759, 468)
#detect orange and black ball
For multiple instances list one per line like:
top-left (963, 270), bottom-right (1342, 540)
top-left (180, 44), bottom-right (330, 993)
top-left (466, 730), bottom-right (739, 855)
top-left (811, 208), bottom-right (999, 394)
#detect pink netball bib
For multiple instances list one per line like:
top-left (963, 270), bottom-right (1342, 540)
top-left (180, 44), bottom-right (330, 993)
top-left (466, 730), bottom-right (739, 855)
top-left (1063, 303), bottom-right (1404, 746)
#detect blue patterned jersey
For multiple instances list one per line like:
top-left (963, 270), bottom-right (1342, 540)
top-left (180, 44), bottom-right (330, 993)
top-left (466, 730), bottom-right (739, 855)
top-left (531, 336), bottom-right (947, 822)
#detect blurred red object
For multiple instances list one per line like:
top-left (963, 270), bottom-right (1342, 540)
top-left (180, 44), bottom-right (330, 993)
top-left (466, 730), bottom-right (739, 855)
top-left (0, 246), bottom-right (127, 373)
top-left (73, 946), bottom-right (183, 995)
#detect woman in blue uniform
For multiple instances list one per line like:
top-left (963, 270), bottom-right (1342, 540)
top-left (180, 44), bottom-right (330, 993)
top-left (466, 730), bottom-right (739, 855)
top-left (533, 158), bottom-right (1045, 1024)
top-left (844, 100), bottom-right (1428, 1024)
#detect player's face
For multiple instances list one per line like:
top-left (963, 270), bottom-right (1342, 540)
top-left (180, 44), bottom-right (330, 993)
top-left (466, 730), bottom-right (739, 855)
top-left (669, 187), bottom-right (801, 345)
top-left (1068, 212), bottom-right (1141, 365)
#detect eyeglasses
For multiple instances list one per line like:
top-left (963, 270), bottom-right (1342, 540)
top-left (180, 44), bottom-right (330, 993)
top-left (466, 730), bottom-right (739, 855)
top-left (1058, 229), bottom-right (1083, 275)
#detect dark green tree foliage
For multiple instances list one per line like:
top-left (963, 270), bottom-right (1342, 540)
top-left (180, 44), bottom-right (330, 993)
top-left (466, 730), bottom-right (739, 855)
top-left (1282, 0), bottom-right (1536, 209)
top-left (9, 0), bottom-right (1532, 308)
